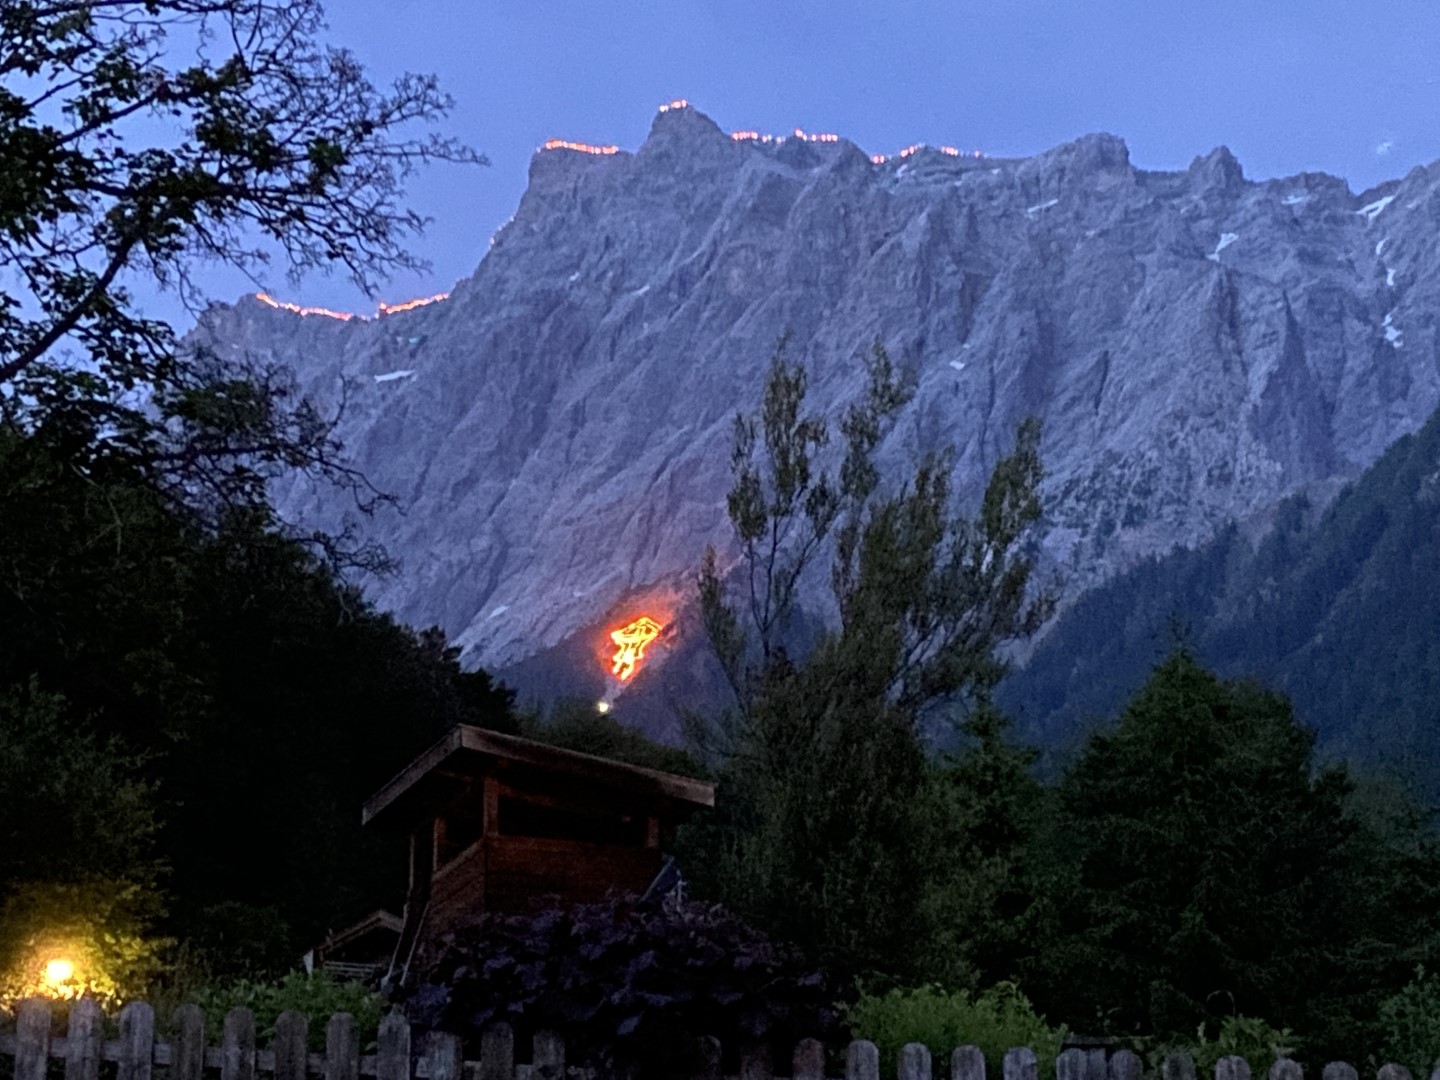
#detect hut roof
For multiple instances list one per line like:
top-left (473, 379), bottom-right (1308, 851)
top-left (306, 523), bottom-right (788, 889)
top-left (362, 724), bottom-right (714, 829)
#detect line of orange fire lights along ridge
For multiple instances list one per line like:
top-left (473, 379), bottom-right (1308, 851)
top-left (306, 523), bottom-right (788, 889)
top-left (253, 102), bottom-right (987, 320)
top-left (544, 100), bottom-right (986, 164)
top-left (252, 291), bottom-right (450, 323)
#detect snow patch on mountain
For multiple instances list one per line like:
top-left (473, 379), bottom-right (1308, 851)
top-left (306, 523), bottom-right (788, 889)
top-left (1207, 232), bottom-right (1239, 261)
top-left (1384, 311), bottom-right (1404, 347)
top-left (1358, 195), bottom-right (1396, 221)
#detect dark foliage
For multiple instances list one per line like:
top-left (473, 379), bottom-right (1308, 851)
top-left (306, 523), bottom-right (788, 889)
top-left (1, 0), bottom-right (482, 548)
top-left (688, 337), bottom-right (1052, 991)
top-left (519, 699), bottom-right (710, 779)
top-left (0, 431), bottom-right (518, 978)
top-left (406, 894), bottom-right (840, 1079)
top-left (1021, 648), bottom-right (1440, 1065)
top-left (1001, 402), bottom-right (1440, 805)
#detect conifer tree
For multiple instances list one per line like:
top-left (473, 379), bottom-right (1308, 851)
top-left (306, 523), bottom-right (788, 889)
top-left (1032, 647), bottom-right (1440, 1062)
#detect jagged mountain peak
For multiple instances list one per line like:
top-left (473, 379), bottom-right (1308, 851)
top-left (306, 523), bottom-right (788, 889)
top-left (1033, 131), bottom-right (1133, 174)
top-left (1188, 145), bottom-right (1245, 190)
top-left (194, 107), bottom-right (1440, 734)
top-left (644, 99), bottom-right (728, 143)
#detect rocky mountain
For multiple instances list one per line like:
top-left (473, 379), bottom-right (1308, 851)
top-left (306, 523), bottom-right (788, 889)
top-left (997, 400), bottom-right (1440, 799)
top-left (192, 102), bottom-right (1440, 726)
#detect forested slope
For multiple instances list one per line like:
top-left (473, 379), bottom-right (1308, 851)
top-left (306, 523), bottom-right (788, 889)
top-left (1000, 403), bottom-right (1440, 799)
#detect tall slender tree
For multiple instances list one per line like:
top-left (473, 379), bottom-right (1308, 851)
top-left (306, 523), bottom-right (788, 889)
top-left (687, 336), bottom-right (1051, 987)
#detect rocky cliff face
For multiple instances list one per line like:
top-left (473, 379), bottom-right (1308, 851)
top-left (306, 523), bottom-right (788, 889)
top-left (193, 103), bottom-right (1440, 713)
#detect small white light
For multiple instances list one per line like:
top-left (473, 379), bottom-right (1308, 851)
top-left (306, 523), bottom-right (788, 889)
top-left (596, 701), bottom-right (611, 714)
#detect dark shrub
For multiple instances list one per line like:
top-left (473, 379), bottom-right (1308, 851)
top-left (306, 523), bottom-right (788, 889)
top-left (404, 892), bottom-right (839, 1078)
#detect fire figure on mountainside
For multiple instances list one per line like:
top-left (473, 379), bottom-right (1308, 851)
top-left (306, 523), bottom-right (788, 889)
top-left (609, 616), bottom-right (663, 681)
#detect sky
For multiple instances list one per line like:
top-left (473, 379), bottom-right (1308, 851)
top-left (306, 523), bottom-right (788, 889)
top-left (180, 0), bottom-right (1440, 323)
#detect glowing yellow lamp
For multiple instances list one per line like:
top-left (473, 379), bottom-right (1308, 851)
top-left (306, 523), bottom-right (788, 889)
top-left (43, 958), bottom-right (74, 987)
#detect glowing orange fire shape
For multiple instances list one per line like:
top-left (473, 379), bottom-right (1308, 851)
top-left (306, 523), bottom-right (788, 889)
top-left (539, 103), bottom-right (991, 170)
top-left (255, 291), bottom-right (449, 322)
top-left (609, 617), bottom-right (663, 681)
top-left (377, 293), bottom-right (449, 316)
top-left (540, 139), bottom-right (620, 156)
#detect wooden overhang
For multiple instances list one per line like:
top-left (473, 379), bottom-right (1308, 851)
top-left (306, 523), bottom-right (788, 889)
top-left (313, 909), bottom-right (402, 957)
top-left (362, 724), bottom-right (715, 830)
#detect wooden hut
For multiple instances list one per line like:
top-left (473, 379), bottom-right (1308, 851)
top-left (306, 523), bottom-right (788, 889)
top-left (362, 724), bottom-right (715, 983)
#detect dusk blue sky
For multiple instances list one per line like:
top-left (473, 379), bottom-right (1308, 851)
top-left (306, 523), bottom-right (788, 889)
top-left (186, 0), bottom-right (1440, 323)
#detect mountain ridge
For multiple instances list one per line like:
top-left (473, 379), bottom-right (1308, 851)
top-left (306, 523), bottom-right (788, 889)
top-left (191, 103), bottom-right (1440, 723)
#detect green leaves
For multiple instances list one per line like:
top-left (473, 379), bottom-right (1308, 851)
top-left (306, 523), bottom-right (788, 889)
top-left (0, 677), bottom-right (168, 1009)
top-left (690, 331), bottom-right (1052, 994)
top-left (703, 334), bottom-right (930, 699)
top-left (305, 138), bottom-right (347, 191)
top-left (193, 972), bottom-right (386, 1051)
top-left (1029, 649), bottom-right (1426, 1063)
top-left (1377, 965), bottom-right (1440, 1077)
top-left (845, 982), bottom-right (1066, 1080)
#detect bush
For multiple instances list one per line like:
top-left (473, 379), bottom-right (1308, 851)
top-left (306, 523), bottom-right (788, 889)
top-left (405, 892), bottom-right (839, 1079)
top-left (0, 878), bottom-right (166, 1011)
top-left (1132, 1016), bottom-right (1298, 1080)
top-left (1377, 966), bottom-right (1440, 1077)
top-left (844, 982), bottom-right (1066, 1080)
top-left (192, 972), bottom-right (386, 1051)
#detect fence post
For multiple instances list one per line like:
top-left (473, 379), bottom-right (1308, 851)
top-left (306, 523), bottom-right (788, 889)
top-left (221, 1008), bottom-right (257, 1080)
top-left (900, 1044), bottom-right (933, 1080)
top-left (1109, 1050), bottom-right (1142, 1080)
top-left (953, 1046), bottom-right (986, 1080)
top-left (1216, 1057), bottom-right (1252, 1080)
top-left (1271, 1060), bottom-right (1303, 1080)
top-left (793, 1039), bottom-right (826, 1080)
top-left (848, 1041), bottom-right (881, 1080)
top-left (15, 998), bottom-right (52, 1080)
top-left (1377, 1067), bottom-right (1413, 1080)
top-left (1059, 1048), bottom-right (1087, 1080)
top-left (1163, 1053), bottom-right (1196, 1080)
top-left (173, 1005), bottom-right (207, 1080)
top-left (1088, 1049), bottom-right (1108, 1080)
top-left (326, 1013), bottom-right (360, 1080)
top-left (740, 1042), bottom-right (773, 1080)
top-left (1004, 1048), bottom-right (1038, 1080)
top-left (477, 1024), bottom-right (513, 1080)
top-left (533, 1031), bottom-right (565, 1080)
top-left (1322, 1064), bottom-right (1357, 1080)
top-left (118, 1001), bottom-right (157, 1080)
top-left (426, 1031), bottom-right (465, 1080)
top-left (274, 1011), bottom-right (309, 1080)
top-left (692, 1037), bottom-right (722, 1080)
top-left (65, 998), bottom-right (104, 1080)
top-left (375, 1011), bottom-right (411, 1080)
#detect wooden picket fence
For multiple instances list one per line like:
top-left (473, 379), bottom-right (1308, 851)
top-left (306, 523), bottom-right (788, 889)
top-left (0, 998), bottom-right (1432, 1080)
